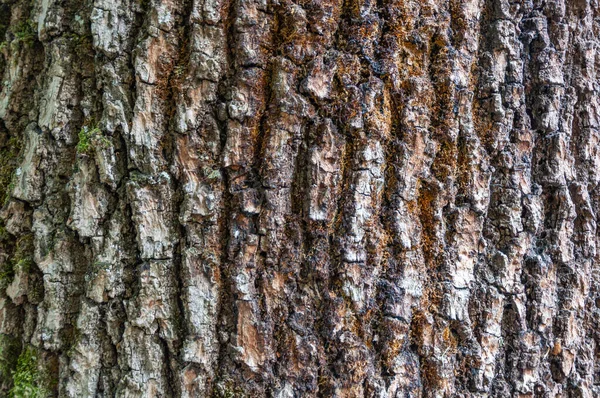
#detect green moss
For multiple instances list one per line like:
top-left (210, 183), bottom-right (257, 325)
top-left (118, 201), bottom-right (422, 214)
top-left (0, 265), bottom-right (12, 285)
top-left (14, 258), bottom-right (33, 274)
top-left (13, 234), bottom-right (34, 268)
top-left (8, 346), bottom-right (47, 398)
top-left (2, 181), bottom-right (14, 206)
top-left (76, 125), bottom-right (95, 154)
top-left (98, 136), bottom-right (111, 150)
top-left (174, 63), bottom-right (186, 78)
top-left (0, 136), bottom-right (21, 206)
top-left (0, 234), bottom-right (34, 285)
top-left (0, 334), bottom-right (20, 386)
top-left (77, 123), bottom-right (110, 155)
top-left (203, 167), bottom-right (222, 181)
top-left (12, 20), bottom-right (36, 46)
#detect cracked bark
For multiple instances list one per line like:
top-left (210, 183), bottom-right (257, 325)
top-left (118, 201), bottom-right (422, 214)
top-left (1, 0), bottom-right (600, 396)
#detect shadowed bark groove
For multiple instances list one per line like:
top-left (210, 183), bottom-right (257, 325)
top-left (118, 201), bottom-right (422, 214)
top-left (2, 0), bottom-right (600, 397)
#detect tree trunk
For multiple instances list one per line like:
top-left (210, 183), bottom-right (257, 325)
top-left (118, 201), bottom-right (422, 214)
top-left (0, 0), bottom-right (599, 396)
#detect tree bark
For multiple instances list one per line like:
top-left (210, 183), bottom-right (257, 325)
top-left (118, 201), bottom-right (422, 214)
top-left (0, 0), bottom-right (599, 396)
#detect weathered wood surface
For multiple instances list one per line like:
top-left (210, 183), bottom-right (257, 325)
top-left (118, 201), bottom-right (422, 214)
top-left (1, 0), bottom-right (600, 396)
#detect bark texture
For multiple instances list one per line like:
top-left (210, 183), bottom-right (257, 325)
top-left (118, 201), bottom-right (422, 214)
top-left (1, 0), bottom-right (600, 396)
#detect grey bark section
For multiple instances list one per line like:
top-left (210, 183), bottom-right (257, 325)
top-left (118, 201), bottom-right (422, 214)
top-left (1, 0), bottom-right (600, 397)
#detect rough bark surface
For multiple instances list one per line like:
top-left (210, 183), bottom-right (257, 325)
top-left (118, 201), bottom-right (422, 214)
top-left (1, 0), bottom-right (600, 396)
